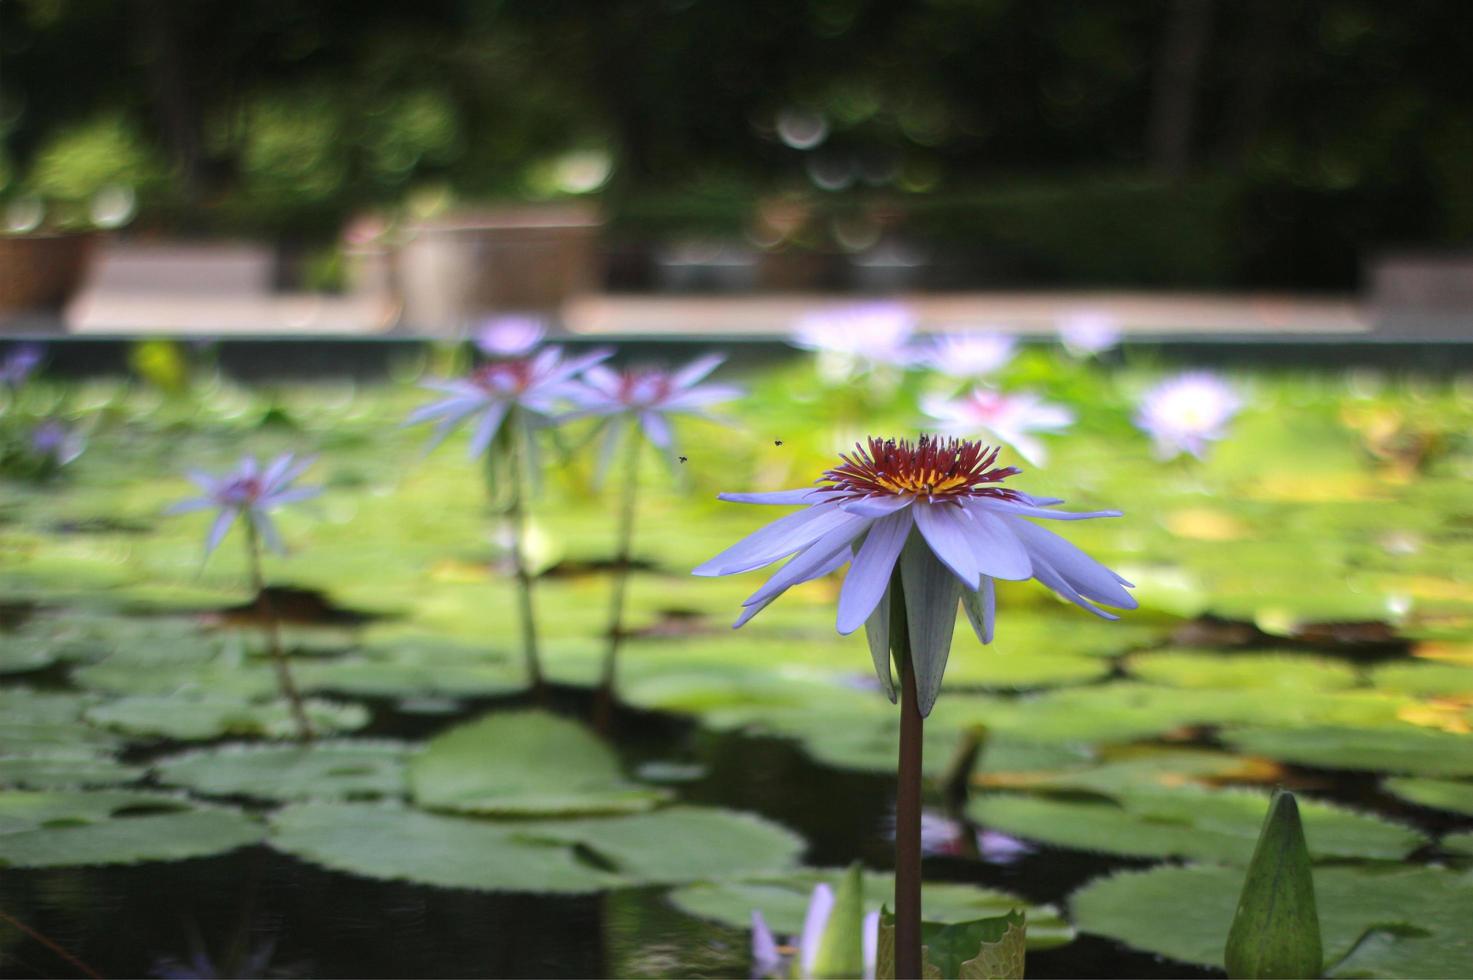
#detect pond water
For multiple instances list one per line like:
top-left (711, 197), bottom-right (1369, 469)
top-left (0, 343), bottom-right (1471, 978)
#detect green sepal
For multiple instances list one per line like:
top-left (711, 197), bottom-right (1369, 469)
top-left (1224, 789), bottom-right (1324, 979)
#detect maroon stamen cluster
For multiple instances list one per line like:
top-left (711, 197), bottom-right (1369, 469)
top-left (471, 359), bottom-right (534, 393)
top-left (819, 435), bottom-right (1022, 502)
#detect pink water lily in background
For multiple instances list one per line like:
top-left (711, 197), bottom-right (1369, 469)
top-left (166, 454), bottom-right (320, 556)
top-left (916, 331), bottom-right (1016, 378)
top-left (406, 346), bottom-right (612, 458)
top-left (695, 435), bottom-right (1135, 715)
top-left (474, 315), bottom-right (547, 358)
top-left (922, 387), bottom-right (1074, 466)
top-left (1135, 371), bottom-right (1241, 459)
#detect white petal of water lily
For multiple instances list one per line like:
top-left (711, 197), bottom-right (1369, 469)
top-left (261, 453), bottom-right (296, 489)
top-left (956, 504), bottom-right (1032, 580)
top-left (914, 501), bottom-right (982, 590)
top-left (1004, 517), bottom-right (1136, 610)
top-left (862, 910), bottom-right (880, 980)
top-left (580, 364), bottom-right (622, 397)
top-left (252, 509), bottom-right (285, 554)
top-left (970, 497), bottom-right (1122, 522)
top-left (836, 510), bottom-right (913, 634)
top-left (1027, 553), bottom-right (1118, 620)
top-left (798, 883), bottom-right (835, 979)
top-left (186, 470), bottom-right (221, 494)
top-left (204, 508), bottom-right (238, 556)
top-left (960, 575), bottom-right (996, 644)
top-left (693, 502), bottom-right (849, 576)
top-left (717, 488), bottom-right (824, 505)
top-left (731, 547), bottom-right (849, 628)
top-left (863, 586), bottom-right (896, 703)
top-left (838, 495), bottom-right (913, 518)
top-left (899, 535), bottom-right (961, 717)
top-left (640, 410), bottom-right (673, 448)
top-left (751, 910), bottom-right (782, 979)
top-left (164, 497), bottom-right (215, 515)
top-left (466, 402), bottom-right (511, 459)
top-left (261, 486), bottom-right (321, 508)
top-left (661, 384), bottom-right (743, 411)
top-left (741, 517), bottom-right (870, 608)
top-left (671, 353), bottom-right (725, 388)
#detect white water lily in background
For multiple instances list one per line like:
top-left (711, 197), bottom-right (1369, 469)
top-left (790, 302), bottom-right (917, 382)
top-left (751, 884), bottom-right (880, 980)
top-left (695, 435), bottom-right (1135, 715)
top-left (1135, 371), bottom-right (1241, 460)
top-left (916, 331), bottom-right (1016, 378)
top-left (166, 454), bottom-right (320, 556)
top-left (569, 353), bottom-right (742, 478)
top-left (0, 344), bottom-right (42, 387)
top-left (474, 315), bottom-right (547, 357)
top-left (1057, 309), bottom-right (1121, 357)
top-left (922, 387), bottom-right (1074, 466)
top-left (406, 346), bottom-right (612, 458)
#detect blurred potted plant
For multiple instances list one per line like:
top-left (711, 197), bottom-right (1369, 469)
top-left (0, 115), bottom-right (152, 320)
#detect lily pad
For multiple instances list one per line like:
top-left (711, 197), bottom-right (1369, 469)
top-left (268, 802), bottom-right (623, 894)
top-left (1222, 726), bottom-right (1473, 777)
top-left (154, 741), bottom-right (409, 801)
top-left (519, 806), bottom-right (806, 884)
top-left (1126, 649), bottom-right (1360, 691)
top-left (0, 790), bottom-right (262, 867)
top-left (1368, 661), bottom-right (1473, 698)
top-left (0, 753), bottom-right (144, 789)
top-left (297, 654), bottom-right (525, 699)
top-left (1071, 864), bottom-right (1473, 978)
top-left (0, 689), bottom-right (119, 755)
top-left (669, 869), bottom-right (1073, 950)
top-left (85, 695), bottom-right (369, 741)
top-left (409, 710), bottom-right (670, 816)
top-left (969, 785), bottom-right (1422, 863)
top-left (1383, 777), bottom-right (1473, 816)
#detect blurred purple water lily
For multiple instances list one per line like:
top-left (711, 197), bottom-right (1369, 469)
top-left (166, 454), bottom-right (320, 557)
top-left (29, 420), bottom-right (84, 467)
top-left (695, 435), bottom-right (1134, 715)
top-left (791, 302), bottom-right (917, 379)
top-left (1135, 371), bottom-right (1241, 459)
top-left (571, 353), bottom-right (742, 468)
top-left (916, 331), bottom-right (1016, 378)
top-left (0, 344), bottom-right (43, 387)
top-left (406, 346), bottom-right (612, 458)
top-left (1057, 309), bottom-right (1121, 356)
top-left (922, 387), bottom-right (1074, 466)
top-left (474, 315), bottom-right (547, 357)
top-left (751, 884), bottom-right (880, 980)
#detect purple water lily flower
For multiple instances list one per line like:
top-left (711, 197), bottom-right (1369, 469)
top-left (922, 387), bottom-right (1074, 466)
top-left (570, 353), bottom-right (742, 467)
top-left (916, 331), bottom-right (1016, 378)
top-left (751, 884), bottom-right (880, 980)
top-left (1057, 309), bottom-right (1121, 356)
top-left (474, 315), bottom-right (547, 358)
top-left (695, 435), bottom-right (1135, 715)
top-left (0, 344), bottom-right (43, 387)
top-left (1135, 371), bottom-right (1241, 459)
top-left (166, 454), bottom-right (321, 557)
top-left (406, 346), bottom-right (612, 458)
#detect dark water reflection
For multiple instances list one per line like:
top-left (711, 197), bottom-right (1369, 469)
top-left (0, 694), bottom-right (1237, 978)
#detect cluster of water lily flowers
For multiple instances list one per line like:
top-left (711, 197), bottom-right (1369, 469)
top-left (789, 302), bottom-right (1243, 463)
top-left (408, 316), bottom-right (741, 460)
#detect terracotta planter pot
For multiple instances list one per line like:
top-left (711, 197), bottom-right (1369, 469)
top-left (0, 232), bottom-right (96, 316)
top-left (397, 204), bottom-right (602, 330)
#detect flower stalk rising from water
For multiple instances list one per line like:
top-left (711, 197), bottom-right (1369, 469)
top-left (570, 353), bottom-right (741, 729)
top-left (167, 454), bottom-right (321, 740)
top-left (408, 344), bottom-right (612, 697)
top-left (696, 435), bottom-right (1134, 978)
